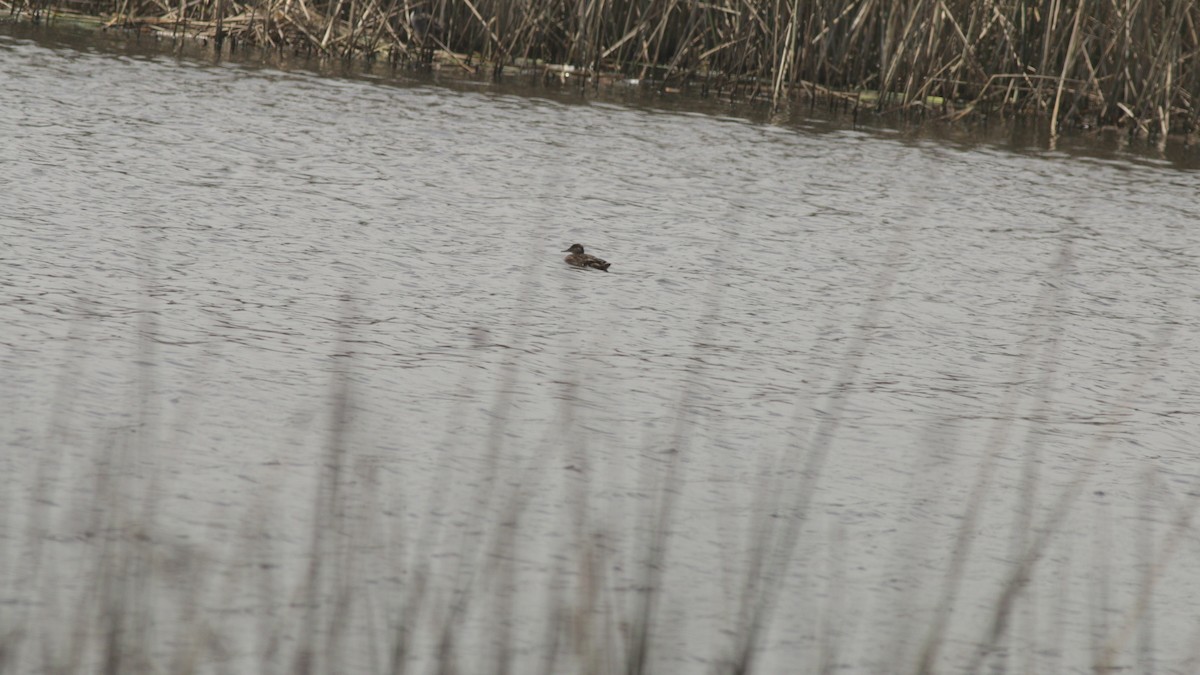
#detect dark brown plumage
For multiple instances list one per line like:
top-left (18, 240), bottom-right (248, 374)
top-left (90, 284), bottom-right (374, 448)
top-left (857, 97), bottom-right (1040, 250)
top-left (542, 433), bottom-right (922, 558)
top-left (562, 243), bottom-right (611, 271)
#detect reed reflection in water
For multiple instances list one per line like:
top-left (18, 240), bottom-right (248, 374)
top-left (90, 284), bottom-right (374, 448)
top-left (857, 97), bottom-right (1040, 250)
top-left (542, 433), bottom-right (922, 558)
top-left (3, 25), bottom-right (1200, 674)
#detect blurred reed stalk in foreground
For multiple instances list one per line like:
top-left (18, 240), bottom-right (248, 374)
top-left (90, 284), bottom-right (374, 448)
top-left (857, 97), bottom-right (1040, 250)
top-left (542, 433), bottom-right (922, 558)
top-left (2, 220), bottom-right (1184, 674)
top-left (6, 0), bottom-right (1199, 135)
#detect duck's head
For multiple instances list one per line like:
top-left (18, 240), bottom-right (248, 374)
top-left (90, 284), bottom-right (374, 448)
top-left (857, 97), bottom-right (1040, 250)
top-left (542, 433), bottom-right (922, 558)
top-left (563, 244), bottom-right (585, 254)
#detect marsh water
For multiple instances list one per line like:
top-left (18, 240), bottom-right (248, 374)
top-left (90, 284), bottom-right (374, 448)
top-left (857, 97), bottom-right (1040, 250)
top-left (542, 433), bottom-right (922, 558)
top-left (4, 21), bottom-right (1200, 674)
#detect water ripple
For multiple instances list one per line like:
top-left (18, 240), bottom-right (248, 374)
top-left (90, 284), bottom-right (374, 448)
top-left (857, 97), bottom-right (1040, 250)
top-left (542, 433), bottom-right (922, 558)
top-left (5, 25), bottom-right (1200, 673)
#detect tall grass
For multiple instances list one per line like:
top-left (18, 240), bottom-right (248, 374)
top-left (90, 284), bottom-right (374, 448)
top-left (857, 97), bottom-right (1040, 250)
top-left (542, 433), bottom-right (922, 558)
top-left (8, 0), bottom-right (1199, 135)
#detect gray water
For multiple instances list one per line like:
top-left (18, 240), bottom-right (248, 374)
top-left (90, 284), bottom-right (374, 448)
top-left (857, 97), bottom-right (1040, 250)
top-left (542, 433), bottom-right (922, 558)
top-left (4, 22), bottom-right (1200, 674)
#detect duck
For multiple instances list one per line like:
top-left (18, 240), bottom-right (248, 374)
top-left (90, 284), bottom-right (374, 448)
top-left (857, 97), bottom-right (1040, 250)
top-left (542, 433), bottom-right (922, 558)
top-left (562, 243), bottom-right (611, 272)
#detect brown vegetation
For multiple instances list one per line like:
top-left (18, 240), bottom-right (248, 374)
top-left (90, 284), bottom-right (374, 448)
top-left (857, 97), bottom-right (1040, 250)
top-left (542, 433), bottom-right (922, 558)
top-left (7, 1), bottom-right (1200, 135)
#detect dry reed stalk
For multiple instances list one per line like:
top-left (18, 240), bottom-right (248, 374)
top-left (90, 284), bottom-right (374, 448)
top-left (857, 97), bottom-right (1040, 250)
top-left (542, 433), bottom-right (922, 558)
top-left (20, 0), bottom-right (1200, 134)
top-left (1049, 0), bottom-right (1085, 137)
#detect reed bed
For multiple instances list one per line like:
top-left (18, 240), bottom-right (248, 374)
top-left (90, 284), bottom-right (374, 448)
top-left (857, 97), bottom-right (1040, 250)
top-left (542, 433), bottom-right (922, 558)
top-left (7, 0), bottom-right (1200, 135)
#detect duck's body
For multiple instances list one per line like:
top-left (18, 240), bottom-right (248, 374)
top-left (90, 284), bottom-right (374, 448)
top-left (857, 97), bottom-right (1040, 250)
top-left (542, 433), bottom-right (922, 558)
top-left (562, 243), bottom-right (611, 272)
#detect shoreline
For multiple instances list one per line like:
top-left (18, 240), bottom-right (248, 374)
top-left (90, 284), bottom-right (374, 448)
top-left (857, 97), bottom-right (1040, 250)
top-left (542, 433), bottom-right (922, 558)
top-left (4, 0), bottom-right (1199, 144)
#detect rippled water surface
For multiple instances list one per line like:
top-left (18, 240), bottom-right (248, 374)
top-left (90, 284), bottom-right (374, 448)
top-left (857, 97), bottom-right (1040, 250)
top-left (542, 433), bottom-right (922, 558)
top-left (4, 22), bottom-right (1200, 674)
